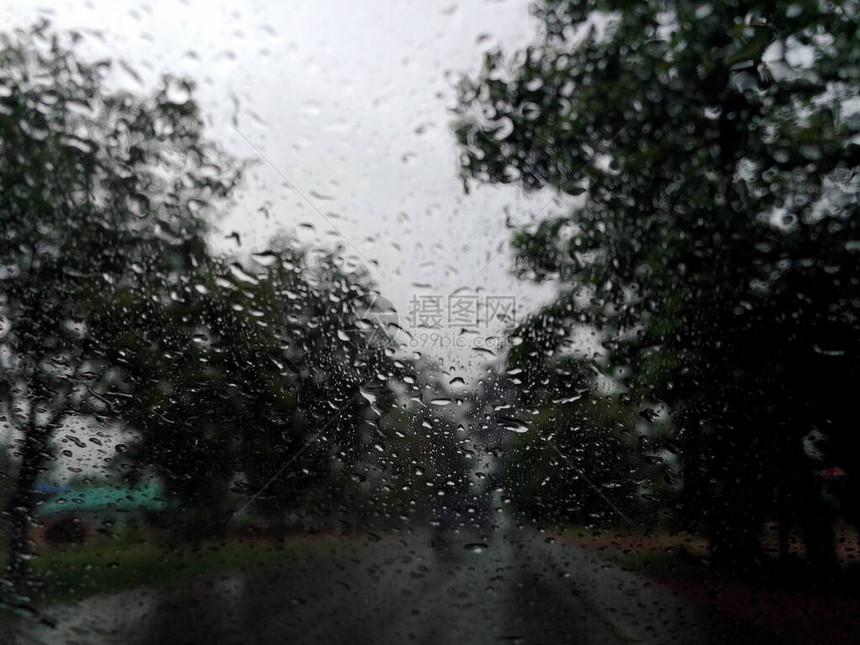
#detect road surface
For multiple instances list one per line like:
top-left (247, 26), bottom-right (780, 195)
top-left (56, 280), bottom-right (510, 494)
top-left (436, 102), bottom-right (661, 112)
top-left (3, 527), bottom-right (728, 644)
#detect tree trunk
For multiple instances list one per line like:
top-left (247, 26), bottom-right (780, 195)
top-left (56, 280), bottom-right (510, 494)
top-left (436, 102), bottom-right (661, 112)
top-left (776, 485), bottom-right (792, 562)
top-left (708, 510), bottom-right (762, 573)
top-left (705, 436), bottom-right (764, 573)
top-left (4, 424), bottom-right (48, 588)
top-left (796, 474), bottom-right (836, 573)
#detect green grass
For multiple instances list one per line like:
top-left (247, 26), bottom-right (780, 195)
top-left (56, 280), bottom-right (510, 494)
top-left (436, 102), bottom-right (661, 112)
top-left (599, 544), bottom-right (719, 579)
top-left (555, 524), bottom-right (860, 596)
top-left (8, 534), bottom-right (351, 608)
top-left (553, 524), bottom-right (718, 578)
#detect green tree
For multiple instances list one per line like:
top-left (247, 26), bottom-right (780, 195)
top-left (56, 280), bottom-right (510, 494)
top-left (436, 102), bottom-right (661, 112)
top-left (96, 250), bottom-right (285, 541)
top-left (456, 0), bottom-right (859, 570)
top-left (0, 22), bottom-right (240, 584)
top-left (230, 242), bottom-right (406, 530)
top-left (99, 236), bottom-right (412, 539)
top-left (502, 321), bottom-right (664, 527)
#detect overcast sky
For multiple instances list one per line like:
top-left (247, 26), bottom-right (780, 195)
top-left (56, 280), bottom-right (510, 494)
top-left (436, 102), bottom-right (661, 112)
top-left (3, 0), bottom-right (572, 377)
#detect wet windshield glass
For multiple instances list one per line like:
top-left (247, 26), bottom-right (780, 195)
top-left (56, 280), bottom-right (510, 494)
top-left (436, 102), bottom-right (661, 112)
top-left (1, 1), bottom-right (859, 643)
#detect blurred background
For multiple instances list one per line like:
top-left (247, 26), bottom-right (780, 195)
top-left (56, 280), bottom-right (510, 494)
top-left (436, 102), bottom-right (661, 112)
top-left (1, 1), bottom-right (858, 643)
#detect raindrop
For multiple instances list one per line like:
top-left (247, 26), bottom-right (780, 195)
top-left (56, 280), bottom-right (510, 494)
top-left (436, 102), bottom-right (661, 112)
top-left (491, 117), bottom-right (514, 141)
top-left (251, 251), bottom-right (279, 267)
top-left (498, 417), bottom-right (529, 433)
top-left (228, 263), bottom-right (259, 285)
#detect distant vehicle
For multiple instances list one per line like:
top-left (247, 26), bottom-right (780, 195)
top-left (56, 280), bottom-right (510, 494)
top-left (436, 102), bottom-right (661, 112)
top-left (430, 491), bottom-right (491, 560)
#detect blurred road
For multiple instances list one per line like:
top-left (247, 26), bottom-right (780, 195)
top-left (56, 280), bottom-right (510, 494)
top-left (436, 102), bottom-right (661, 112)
top-left (4, 527), bottom-right (726, 644)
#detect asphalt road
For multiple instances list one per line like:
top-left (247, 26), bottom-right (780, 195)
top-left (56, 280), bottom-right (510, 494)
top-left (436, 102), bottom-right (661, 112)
top-left (3, 527), bottom-right (727, 645)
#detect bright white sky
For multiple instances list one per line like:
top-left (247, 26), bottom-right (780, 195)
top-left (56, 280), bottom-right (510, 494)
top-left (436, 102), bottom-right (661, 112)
top-left (4, 0), bottom-right (567, 378)
top-left (3, 0), bottom-right (576, 477)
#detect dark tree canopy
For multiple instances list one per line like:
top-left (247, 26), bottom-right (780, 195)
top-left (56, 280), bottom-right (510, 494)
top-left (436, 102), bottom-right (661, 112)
top-left (0, 21), bottom-right (242, 582)
top-left (456, 0), bottom-right (859, 569)
top-left (0, 23), bottom-right (422, 585)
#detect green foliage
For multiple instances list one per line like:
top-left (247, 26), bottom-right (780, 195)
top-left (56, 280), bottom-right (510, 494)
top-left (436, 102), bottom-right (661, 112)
top-left (0, 22), bottom-right (419, 577)
top-left (25, 535), bottom-right (346, 606)
top-left (456, 0), bottom-right (859, 569)
top-left (0, 20), bottom-right (239, 428)
top-left (0, 21), bottom-right (243, 581)
top-left (503, 335), bottom-right (671, 526)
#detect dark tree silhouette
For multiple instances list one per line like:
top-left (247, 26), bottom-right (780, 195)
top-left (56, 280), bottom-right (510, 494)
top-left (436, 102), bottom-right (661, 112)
top-left (455, 0), bottom-right (859, 571)
top-left (0, 22), bottom-right (240, 584)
